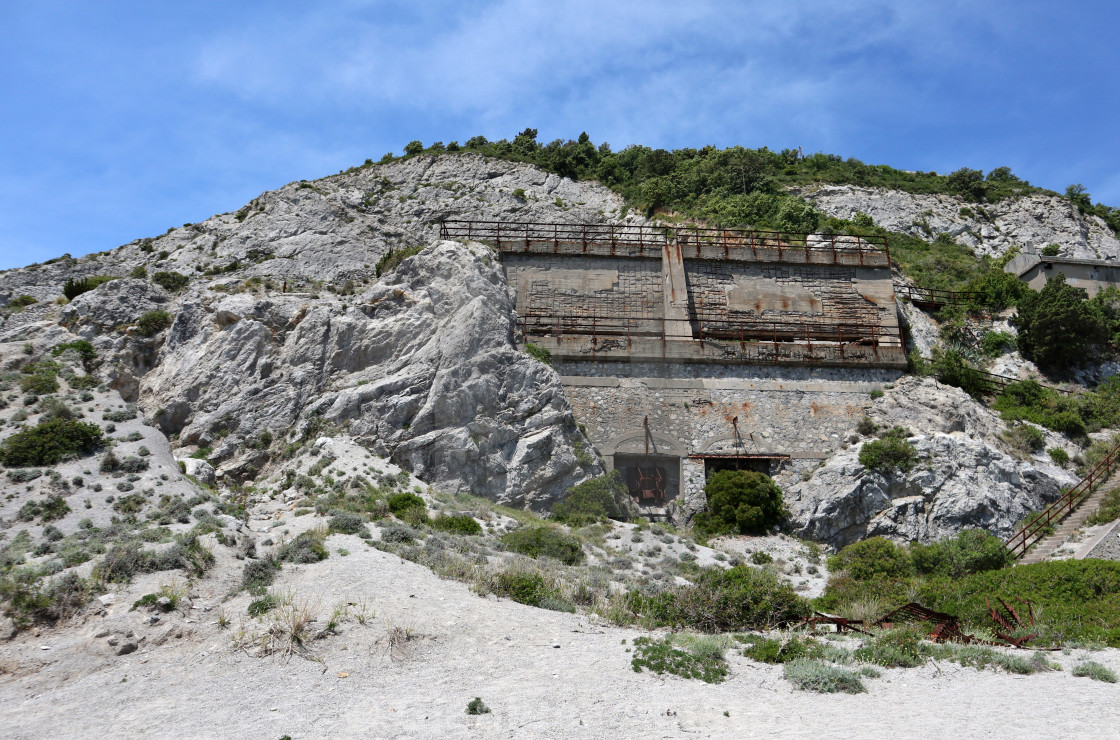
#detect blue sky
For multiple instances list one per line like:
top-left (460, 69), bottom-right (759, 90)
top-left (1, 0), bottom-right (1118, 269)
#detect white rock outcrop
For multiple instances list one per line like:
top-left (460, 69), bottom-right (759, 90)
top-left (786, 377), bottom-right (1078, 546)
top-left (795, 184), bottom-right (1120, 260)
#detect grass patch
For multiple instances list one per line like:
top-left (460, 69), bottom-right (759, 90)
top-left (630, 635), bottom-right (729, 683)
top-left (783, 658), bottom-right (866, 693)
top-left (1072, 660), bottom-right (1118, 682)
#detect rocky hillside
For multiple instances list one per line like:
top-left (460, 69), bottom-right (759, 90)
top-left (0, 150), bottom-right (1112, 537)
top-left (0, 153), bottom-right (643, 507)
top-left (787, 377), bottom-right (1079, 547)
top-left (795, 184), bottom-right (1120, 261)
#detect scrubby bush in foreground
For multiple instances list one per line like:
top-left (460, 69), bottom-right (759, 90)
top-left (630, 565), bottom-right (810, 632)
top-left (501, 526), bottom-right (584, 565)
top-left (630, 635), bottom-right (729, 684)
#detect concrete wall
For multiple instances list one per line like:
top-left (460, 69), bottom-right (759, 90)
top-left (1019, 261), bottom-right (1120, 298)
top-left (501, 247), bottom-right (904, 522)
top-left (558, 361), bottom-right (904, 521)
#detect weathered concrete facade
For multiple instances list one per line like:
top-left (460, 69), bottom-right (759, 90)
top-left (558, 362), bottom-right (902, 519)
top-left (497, 227), bottom-right (905, 522)
top-left (1006, 252), bottom-right (1120, 298)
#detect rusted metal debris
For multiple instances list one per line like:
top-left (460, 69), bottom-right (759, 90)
top-left (797, 601), bottom-right (1054, 650)
top-left (986, 597), bottom-right (1039, 648)
top-left (796, 611), bottom-right (872, 635)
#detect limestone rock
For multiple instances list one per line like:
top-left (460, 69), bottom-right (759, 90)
top-left (176, 457), bottom-right (216, 486)
top-left (62, 279), bottom-right (169, 329)
top-left (786, 376), bottom-right (1078, 547)
top-left (796, 184), bottom-right (1120, 260)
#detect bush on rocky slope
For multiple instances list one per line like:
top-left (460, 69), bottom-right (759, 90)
top-left (549, 471), bottom-right (628, 526)
top-left (0, 418), bottom-right (104, 467)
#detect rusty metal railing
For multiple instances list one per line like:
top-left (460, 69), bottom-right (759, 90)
top-left (440, 220), bottom-right (891, 266)
top-left (439, 220), bottom-right (667, 257)
top-left (894, 284), bottom-right (985, 308)
top-left (677, 226), bottom-right (889, 266)
top-left (1005, 437), bottom-right (1120, 558)
top-left (521, 313), bottom-right (900, 345)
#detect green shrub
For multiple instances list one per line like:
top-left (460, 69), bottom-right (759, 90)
top-left (465, 698), bottom-right (490, 715)
top-left (1041, 244), bottom-right (1061, 257)
top-left (1016, 274), bottom-right (1109, 372)
top-left (692, 470), bottom-right (785, 536)
top-left (7, 295), bottom-right (37, 309)
top-left (741, 635), bottom-right (822, 664)
top-left (550, 471), bottom-right (627, 525)
top-left (20, 372), bottom-right (58, 395)
top-left (429, 515), bottom-right (482, 535)
top-left (0, 571), bottom-right (90, 628)
top-left (783, 658), bottom-right (866, 693)
top-left (932, 348), bottom-right (990, 399)
top-left (1047, 447), bottom-right (1071, 467)
top-left (62, 275), bottom-right (116, 300)
top-left (129, 265), bottom-right (147, 279)
top-left (240, 557), bottom-right (281, 595)
top-left (489, 570), bottom-right (555, 606)
top-left (51, 340), bottom-right (97, 367)
top-left (387, 491), bottom-right (426, 516)
top-left (501, 526), bottom-right (584, 565)
top-left (247, 594), bottom-right (278, 617)
top-left (859, 428), bottom-right (918, 474)
top-left (913, 560), bottom-right (1120, 646)
top-left (750, 551), bottom-right (773, 565)
top-left (328, 512), bottom-right (369, 536)
top-left (0, 418), bottom-right (104, 467)
top-left (1001, 424), bottom-right (1046, 454)
top-left (829, 537), bottom-right (915, 581)
top-left (94, 535), bottom-right (214, 582)
top-left (136, 310), bottom-right (172, 337)
top-left (908, 530), bottom-right (1013, 578)
top-left (403, 140), bottom-right (424, 155)
top-left (1072, 661), bottom-right (1118, 683)
top-left (856, 416), bottom-right (877, 436)
top-left (853, 628), bottom-right (927, 667)
top-left (277, 530), bottom-right (328, 564)
top-left (512, 188), bottom-right (527, 200)
top-left (17, 494), bottom-right (71, 523)
top-left (1086, 487), bottom-right (1120, 525)
top-left (630, 636), bottom-right (729, 683)
top-left (632, 565), bottom-right (810, 632)
top-left (151, 271), bottom-right (189, 292)
top-left (524, 342), bottom-right (552, 365)
top-left (981, 330), bottom-right (1017, 357)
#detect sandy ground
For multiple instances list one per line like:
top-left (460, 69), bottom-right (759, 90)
top-left (1, 536), bottom-right (1118, 740)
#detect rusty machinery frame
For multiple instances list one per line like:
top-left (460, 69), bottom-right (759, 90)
top-left (439, 220), bottom-right (891, 267)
